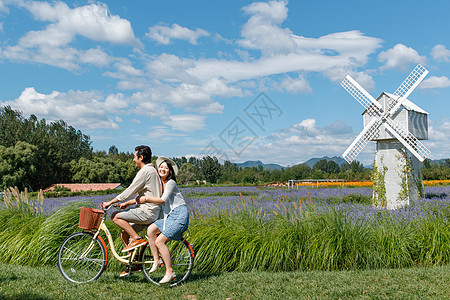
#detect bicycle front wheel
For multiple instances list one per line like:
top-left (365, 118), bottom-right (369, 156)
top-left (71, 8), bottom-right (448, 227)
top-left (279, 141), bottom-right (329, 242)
top-left (57, 231), bottom-right (107, 283)
top-left (142, 238), bottom-right (194, 287)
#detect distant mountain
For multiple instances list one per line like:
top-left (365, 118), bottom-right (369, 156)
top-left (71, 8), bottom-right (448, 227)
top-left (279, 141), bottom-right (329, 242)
top-left (235, 157), bottom-right (447, 171)
top-left (236, 160), bottom-right (284, 171)
top-left (301, 156), bottom-right (348, 168)
top-left (431, 159), bottom-right (448, 165)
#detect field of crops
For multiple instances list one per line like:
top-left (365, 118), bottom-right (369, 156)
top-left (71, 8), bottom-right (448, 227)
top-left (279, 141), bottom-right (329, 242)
top-left (38, 184), bottom-right (450, 219)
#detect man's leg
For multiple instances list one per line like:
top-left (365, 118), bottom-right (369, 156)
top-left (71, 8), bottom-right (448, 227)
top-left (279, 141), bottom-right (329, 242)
top-left (112, 213), bottom-right (141, 240)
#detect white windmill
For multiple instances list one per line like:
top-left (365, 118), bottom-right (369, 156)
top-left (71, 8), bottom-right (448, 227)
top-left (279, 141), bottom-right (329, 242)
top-left (341, 64), bottom-right (430, 209)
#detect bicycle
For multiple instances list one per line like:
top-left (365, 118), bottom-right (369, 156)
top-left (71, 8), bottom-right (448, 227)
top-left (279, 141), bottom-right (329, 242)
top-left (57, 206), bottom-right (194, 286)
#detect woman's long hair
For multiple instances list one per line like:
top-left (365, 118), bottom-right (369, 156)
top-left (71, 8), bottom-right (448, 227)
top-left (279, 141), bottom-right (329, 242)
top-left (162, 160), bottom-right (177, 182)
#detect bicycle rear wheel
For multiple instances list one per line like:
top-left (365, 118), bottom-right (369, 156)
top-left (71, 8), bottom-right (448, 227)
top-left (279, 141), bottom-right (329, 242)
top-left (57, 231), bottom-right (107, 283)
top-left (142, 238), bottom-right (194, 286)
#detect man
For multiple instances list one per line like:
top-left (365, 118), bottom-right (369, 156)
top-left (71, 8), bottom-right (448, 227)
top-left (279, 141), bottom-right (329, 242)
top-left (102, 145), bottom-right (161, 255)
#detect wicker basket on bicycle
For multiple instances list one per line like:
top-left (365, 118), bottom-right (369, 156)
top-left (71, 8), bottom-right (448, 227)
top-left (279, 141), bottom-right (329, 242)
top-left (78, 207), bottom-right (104, 230)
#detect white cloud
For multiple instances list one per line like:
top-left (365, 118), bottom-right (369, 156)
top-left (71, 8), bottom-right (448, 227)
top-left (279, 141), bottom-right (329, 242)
top-left (238, 0), bottom-right (295, 56)
top-left (168, 78), bottom-right (241, 111)
top-left (0, 0), bottom-right (8, 13)
top-left (162, 114), bottom-right (206, 132)
top-left (267, 119), bottom-right (353, 149)
top-left (378, 44), bottom-right (427, 71)
top-left (104, 93), bottom-right (129, 113)
top-left (431, 44), bottom-right (450, 62)
top-left (23, 1), bottom-right (138, 45)
top-left (147, 126), bottom-right (186, 141)
top-left (324, 67), bottom-right (376, 91)
top-left (0, 1), bottom-right (136, 70)
top-left (2, 87), bottom-right (119, 129)
top-left (78, 48), bottom-right (111, 67)
top-left (130, 91), bottom-right (169, 118)
top-left (419, 76), bottom-right (450, 89)
top-left (147, 23), bottom-right (209, 45)
top-left (206, 32), bottom-right (378, 81)
top-left (276, 75), bottom-right (312, 94)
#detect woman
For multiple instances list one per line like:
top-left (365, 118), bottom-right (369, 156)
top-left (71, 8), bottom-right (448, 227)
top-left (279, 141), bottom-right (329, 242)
top-left (136, 156), bottom-right (189, 284)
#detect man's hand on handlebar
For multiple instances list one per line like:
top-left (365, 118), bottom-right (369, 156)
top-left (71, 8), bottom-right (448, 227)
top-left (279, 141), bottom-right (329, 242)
top-left (101, 199), bottom-right (117, 209)
top-left (118, 201), bottom-right (130, 209)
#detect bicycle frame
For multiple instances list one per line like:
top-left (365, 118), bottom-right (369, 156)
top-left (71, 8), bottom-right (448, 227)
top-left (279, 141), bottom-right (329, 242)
top-left (88, 209), bottom-right (154, 266)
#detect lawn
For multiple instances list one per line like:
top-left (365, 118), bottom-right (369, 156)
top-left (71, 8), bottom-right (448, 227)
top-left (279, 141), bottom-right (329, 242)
top-left (0, 263), bottom-right (449, 299)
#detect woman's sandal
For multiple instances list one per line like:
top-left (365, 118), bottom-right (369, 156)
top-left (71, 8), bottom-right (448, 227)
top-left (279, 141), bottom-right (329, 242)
top-left (159, 272), bottom-right (176, 284)
top-left (149, 259), bottom-right (162, 273)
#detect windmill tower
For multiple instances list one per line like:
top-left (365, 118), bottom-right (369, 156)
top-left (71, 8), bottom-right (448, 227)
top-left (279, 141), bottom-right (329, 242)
top-left (341, 64), bottom-right (430, 209)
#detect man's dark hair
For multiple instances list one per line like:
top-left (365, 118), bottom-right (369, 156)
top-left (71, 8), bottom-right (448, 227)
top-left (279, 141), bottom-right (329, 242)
top-left (135, 145), bottom-right (152, 164)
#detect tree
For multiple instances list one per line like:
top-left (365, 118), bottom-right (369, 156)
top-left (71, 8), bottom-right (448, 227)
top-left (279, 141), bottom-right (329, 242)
top-left (312, 159), bottom-right (329, 173)
top-left (200, 156), bottom-right (222, 183)
top-left (178, 163), bottom-right (195, 185)
top-left (0, 141), bottom-right (38, 190)
top-left (326, 161), bottom-right (340, 174)
top-left (281, 164), bottom-right (311, 181)
top-left (238, 168), bottom-right (258, 184)
top-left (108, 145), bottom-right (119, 156)
top-left (312, 159), bottom-right (340, 174)
top-left (219, 160), bottom-right (240, 183)
top-left (70, 156), bottom-right (136, 185)
top-left (0, 106), bottom-right (93, 190)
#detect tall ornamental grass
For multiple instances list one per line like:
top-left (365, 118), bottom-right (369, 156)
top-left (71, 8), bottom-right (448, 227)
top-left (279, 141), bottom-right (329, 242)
top-left (0, 186), bottom-right (448, 273)
top-left (0, 200), bottom-right (125, 271)
top-left (188, 203), bottom-right (449, 272)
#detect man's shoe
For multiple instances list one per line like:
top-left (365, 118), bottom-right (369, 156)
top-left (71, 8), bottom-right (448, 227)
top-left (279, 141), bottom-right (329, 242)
top-left (122, 237), bottom-right (147, 252)
top-left (159, 272), bottom-right (176, 284)
top-left (119, 265), bottom-right (142, 277)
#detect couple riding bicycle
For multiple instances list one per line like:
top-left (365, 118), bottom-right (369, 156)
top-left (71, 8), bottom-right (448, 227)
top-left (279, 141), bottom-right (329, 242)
top-left (101, 145), bottom-right (189, 284)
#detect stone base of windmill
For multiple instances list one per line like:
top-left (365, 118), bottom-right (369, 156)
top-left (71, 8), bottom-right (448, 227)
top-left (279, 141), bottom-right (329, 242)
top-left (373, 140), bottom-right (424, 210)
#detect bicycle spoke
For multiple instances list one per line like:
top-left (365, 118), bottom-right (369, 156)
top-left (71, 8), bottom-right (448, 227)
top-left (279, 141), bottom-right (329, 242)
top-left (142, 240), bottom-right (194, 286)
top-left (57, 232), bottom-right (106, 283)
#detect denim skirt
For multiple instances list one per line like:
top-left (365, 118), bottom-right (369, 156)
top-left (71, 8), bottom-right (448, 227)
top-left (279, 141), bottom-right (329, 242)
top-left (154, 205), bottom-right (189, 241)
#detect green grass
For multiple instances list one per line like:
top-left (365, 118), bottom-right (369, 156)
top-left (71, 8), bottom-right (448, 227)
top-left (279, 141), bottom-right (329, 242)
top-left (0, 263), bottom-right (448, 299)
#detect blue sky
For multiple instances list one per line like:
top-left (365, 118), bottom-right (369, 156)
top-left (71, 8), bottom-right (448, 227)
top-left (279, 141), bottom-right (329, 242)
top-left (0, 0), bottom-right (449, 166)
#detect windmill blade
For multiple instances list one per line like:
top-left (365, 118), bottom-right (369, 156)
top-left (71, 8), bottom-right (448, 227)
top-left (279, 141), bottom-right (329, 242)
top-left (383, 120), bottom-right (431, 162)
top-left (342, 118), bottom-right (381, 163)
top-left (341, 75), bottom-right (383, 115)
top-left (388, 64), bottom-right (429, 116)
top-left (393, 64), bottom-right (429, 99)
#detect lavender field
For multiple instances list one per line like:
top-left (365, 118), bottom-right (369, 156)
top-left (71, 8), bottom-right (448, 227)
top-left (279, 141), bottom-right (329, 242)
top-left (41, 185), bottom-right (450, 223)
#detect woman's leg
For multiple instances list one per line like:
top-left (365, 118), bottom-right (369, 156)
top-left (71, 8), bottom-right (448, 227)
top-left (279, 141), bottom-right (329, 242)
top-left (155, 233), bottom-right (173, 276)
top-left (147, 224), bottom-right (161, 266)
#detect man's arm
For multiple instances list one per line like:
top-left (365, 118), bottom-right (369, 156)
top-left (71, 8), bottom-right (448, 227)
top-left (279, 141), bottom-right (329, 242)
top-left (102, 168), bottom-right (146, 208)
top-left (116, 168), bottom-right (146, 201)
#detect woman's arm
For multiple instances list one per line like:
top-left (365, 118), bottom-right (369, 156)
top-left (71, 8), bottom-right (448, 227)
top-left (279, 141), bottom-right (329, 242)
top-left (137, 180), bottom-right (176, 205)
top-left (136, 194), bottom-right (165, 205)
top-left (119, 199), bottom-right (136, 209)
